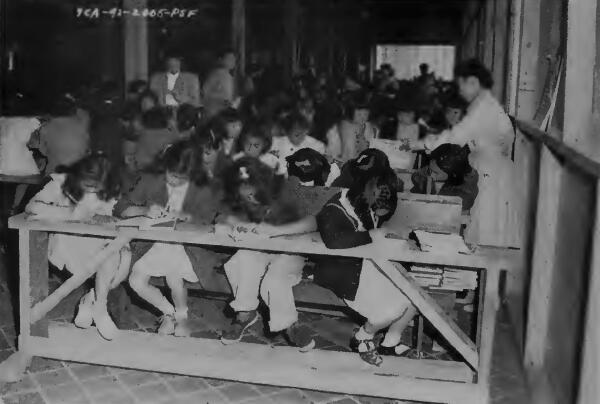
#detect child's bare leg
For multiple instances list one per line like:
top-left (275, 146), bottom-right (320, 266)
top-left (129, 265), bottom-right (176, 335)
top-left (129, 267), bottom-right (175, 315)
top-left (381, 304), bottom-right (418, 354)
top-left (166, 275), bottom-right (191, 337)
top-left (91, 259), bottom-right (120, 340)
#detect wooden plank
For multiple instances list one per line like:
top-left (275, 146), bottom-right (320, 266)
top-left (524, 148), bottom-right (562, 371)
top-left (564, 0), bottom-right (598, 161)
top-left (517, 120), bottom-right (600, 179)
top-left (492, 0), bottom-right (510, 104)
top-left (29, 231), bottom-right (48, 338)
top-left (28, 323), bottom-right (477, 403)
top-left (506, 0), bottom-right (523, 115)
top-left (576, 182), bottom-right (600, 404)
top-left (476, 267), bottom-right (500, 402)
top-left (17, 230), bottom-right (31, 351)
top-left (515, 0), bottom-right (541, 121)
top-left (370, 259), bottom-right (478, 370)
top-left (0, 175), bottom-right (43, 185)
top-left (8, 215), bottom-right (520, 270)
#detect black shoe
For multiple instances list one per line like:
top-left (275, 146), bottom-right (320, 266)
top-left (377, 343), bottom-right (412, 357)
top-left (350, 336), bottom-right (383, 366)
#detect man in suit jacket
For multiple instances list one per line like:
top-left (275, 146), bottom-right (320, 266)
top-left (150, 56), bottom-right (200, 107)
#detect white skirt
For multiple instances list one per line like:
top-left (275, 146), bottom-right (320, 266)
top-left (344, 260), bottom-right (413, 326)
top-left (48, 234), bottom-right (119, 276)
top-left (132, 242), bottom-right (198, 283)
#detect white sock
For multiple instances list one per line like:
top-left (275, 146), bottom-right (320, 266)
top-left (355, 326), bottom-right (374, 341)
top-left (381, 332), bottom-right (402, 348)
top-left (175, 308), bottom-right (188, 321)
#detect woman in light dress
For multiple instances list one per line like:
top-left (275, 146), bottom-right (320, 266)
top-left (418, 59), bottom-right (519, 248)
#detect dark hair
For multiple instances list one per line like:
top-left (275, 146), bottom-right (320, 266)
top-left (419, 63), bottom-right (429, 72)
top-left (153, 140), bottom-right (207, 186)
top-left (127, 80), bottom-right (147, 94)
top-left (430, 143), bottom-right (472, 185)
top-left (454, 59), bottom-right (494, 89)
top-left (344, 92), bottom-right (371, 120)
top-left (238, 122), bottom-right (273, 154)
top-left (444, 94), bottom-right (468, 111)
top-left (286, 148), bottom-right (331, 186)
top-left (139, 90), bottom-right (159, 107)
top-left (218, 48), bottom-right (235, 59)
top-left (58, 152), bottom-right (120, 203)
top-left (194, 123), bottom-right (224, 151)
top-left (218, 107), bottom-right (242, 124)
top-left (141, 107), bottom-right (170, 130)
top-left (50, 94), bottom-right (79, 117)
top-left (347, 170), bottom-right (399, 227)
top-left (176, 103), bottom-right (199, 132)
top-left (223, 157), bottom-right (276, 220)
top-left (349, 149), bottom-right (391, 183)
top-left (282, 111), bottom-right (310, 133)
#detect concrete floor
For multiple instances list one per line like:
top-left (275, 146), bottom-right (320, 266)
top-left (0, 263), bottom-right (530, 404)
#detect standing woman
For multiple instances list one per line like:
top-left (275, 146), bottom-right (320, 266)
top-left (419, 59), bottom-right (519, 248)
top-left (202, 50), bottom-right (238, 119)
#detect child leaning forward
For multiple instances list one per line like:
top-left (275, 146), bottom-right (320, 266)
top-left (114, 140), bottom-right (230, 337)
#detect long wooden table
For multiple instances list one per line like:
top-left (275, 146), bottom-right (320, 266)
top-left (5, 214), bottom-right (519, 404)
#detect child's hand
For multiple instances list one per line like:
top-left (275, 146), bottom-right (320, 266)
top-left (71, 205), bottom-right (94, 222)
top-left (175, 212), bottom-right (192, 222)
top-left (369, 228), bottom-right (389, 243)
top-left (147, 205), bottom-right (167, 219)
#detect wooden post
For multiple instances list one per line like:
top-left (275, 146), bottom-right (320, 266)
top-left (564, 0), bottom-right (598, 158)
top-left (123, 0), bottom-right (148, 88)
top-left (29, 231), bottom-right (48, 338)
top-left (515, 0), bottom-right (541, 122)
top-left (577, 182), bottom-right (600, 404)
top-left (482, 0), bottom-right (496, 69)
top-left (492, 0), bottom-right (510, 104)
top-left (232, 0), bottom-right (246, 78)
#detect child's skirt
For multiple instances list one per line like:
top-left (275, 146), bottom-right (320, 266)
top-left (133, 242), bottom-right (198, 282)
top-left (48, 234), bottom-right (120, 276)
top-left (343, 260), bottom-right (413, 326)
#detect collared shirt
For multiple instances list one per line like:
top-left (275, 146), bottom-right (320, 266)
top-left (167, 72), bottom-right (180, 91)
top-left (166, 181), bottom-right (189, 213)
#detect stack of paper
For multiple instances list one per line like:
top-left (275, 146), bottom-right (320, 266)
top-left (408, 265), bottom-right (443, 288)
top-left (428, 268), bottom-right (478, 291)
top-left (410, 230), bottom-right (472, 255)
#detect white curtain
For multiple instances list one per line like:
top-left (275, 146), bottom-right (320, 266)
top-left (376, 45), bottom-right (456, 80)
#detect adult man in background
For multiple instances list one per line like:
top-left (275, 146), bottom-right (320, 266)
top-left (150, 55), bottom-right (200, 107)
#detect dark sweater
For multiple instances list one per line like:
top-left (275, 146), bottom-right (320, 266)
top-left (312, 193), bottom-right (376, 301)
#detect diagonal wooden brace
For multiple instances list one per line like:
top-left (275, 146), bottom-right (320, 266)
top-left (370, 258), bottom-right (479, 370)
top-left (30, 234), bottom-right (132, 324)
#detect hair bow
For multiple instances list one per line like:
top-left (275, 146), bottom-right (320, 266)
top-left (239, 166), bottom-right (250, 180)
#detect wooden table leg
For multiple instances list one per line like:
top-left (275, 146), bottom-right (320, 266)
top-left (475, 267), bottom-right (501, 404)
top-left (0, 229), bottom-right (35, 382)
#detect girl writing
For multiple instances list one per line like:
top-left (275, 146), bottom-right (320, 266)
top-left (25, 152), bottom-right (131, 341)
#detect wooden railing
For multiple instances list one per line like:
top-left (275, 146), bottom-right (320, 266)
top-left (516, 120), bottom-right (600, 178)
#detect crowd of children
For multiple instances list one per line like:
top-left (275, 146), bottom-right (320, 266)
top-left (11, 58), bottom-right (497, 367)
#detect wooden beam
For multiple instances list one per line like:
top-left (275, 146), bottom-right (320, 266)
top-left (232, 0), bottom-right (246, 77)
top-left (564, 0), bottom-right (598, 161)
top-left (515, 0), bottom-right (541, 122)
top-left (506, 0), bottom-right (523, 115)
top-left (29, 323), bottom-right (478, 403)
top-left (523, 147), bottom-right (562, 371)
top-left (123, 0), bottom-right (148, 86)
top-left (18, 230), bottom-right (31, 350)
top-left (370, 259), bottom-right (479, 370)
top-left (492, 0), bottom-right (510, 104)
top-left (576, 181), bottom-right (600, 404)
top-left (476, 267), bottom-right (500, 401)
top-left (29, 231), bottom-right (48, 338)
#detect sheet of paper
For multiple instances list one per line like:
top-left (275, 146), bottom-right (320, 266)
top-left (411, 230), bottom-right (472, 255)
top-left (369, 138), bottom-right (416, 170)
top-left (115, 216), bottom-right (178, 230)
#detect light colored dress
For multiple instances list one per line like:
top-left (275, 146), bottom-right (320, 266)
top-left (26, 174), bottom-right (122, 276)
top-left (422, 90), bottom-right (519, 248)
top-left (326, 121), bottom-right (379, 163)
top-left (132, 181), bottom-right (199, 282)
top-left (0, 117), bottom-right (41, 175)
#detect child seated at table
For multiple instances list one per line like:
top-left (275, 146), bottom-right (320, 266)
top-left (332, 148), bottom-right (404, 192)
top-left (394, 99), bottom-right (421, 145)
top-left (214, 108), bottom-right (244, 157)
top-left (410, 143), bottom-right (479, 211)
top-left (114, 140), bottom-right (229, 337)
top-left (313, 170), bottom-right (417, 366)
top-left (232, 122), bottom-right (281, 174)
top-left (270, 112), bottom-right (325, 175)
top-left (25, 152), bottom-right (131, 341)
top-left (285, 148), bottom-right (340, 187)
top-left (219, 157), bottom-right (318, 350)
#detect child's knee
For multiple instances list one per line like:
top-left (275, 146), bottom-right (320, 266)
top-left (128, 269), bottom-right (148, 291)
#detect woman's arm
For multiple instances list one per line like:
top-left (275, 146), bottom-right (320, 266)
top-left (262, 215), bottom-right (317, 236)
